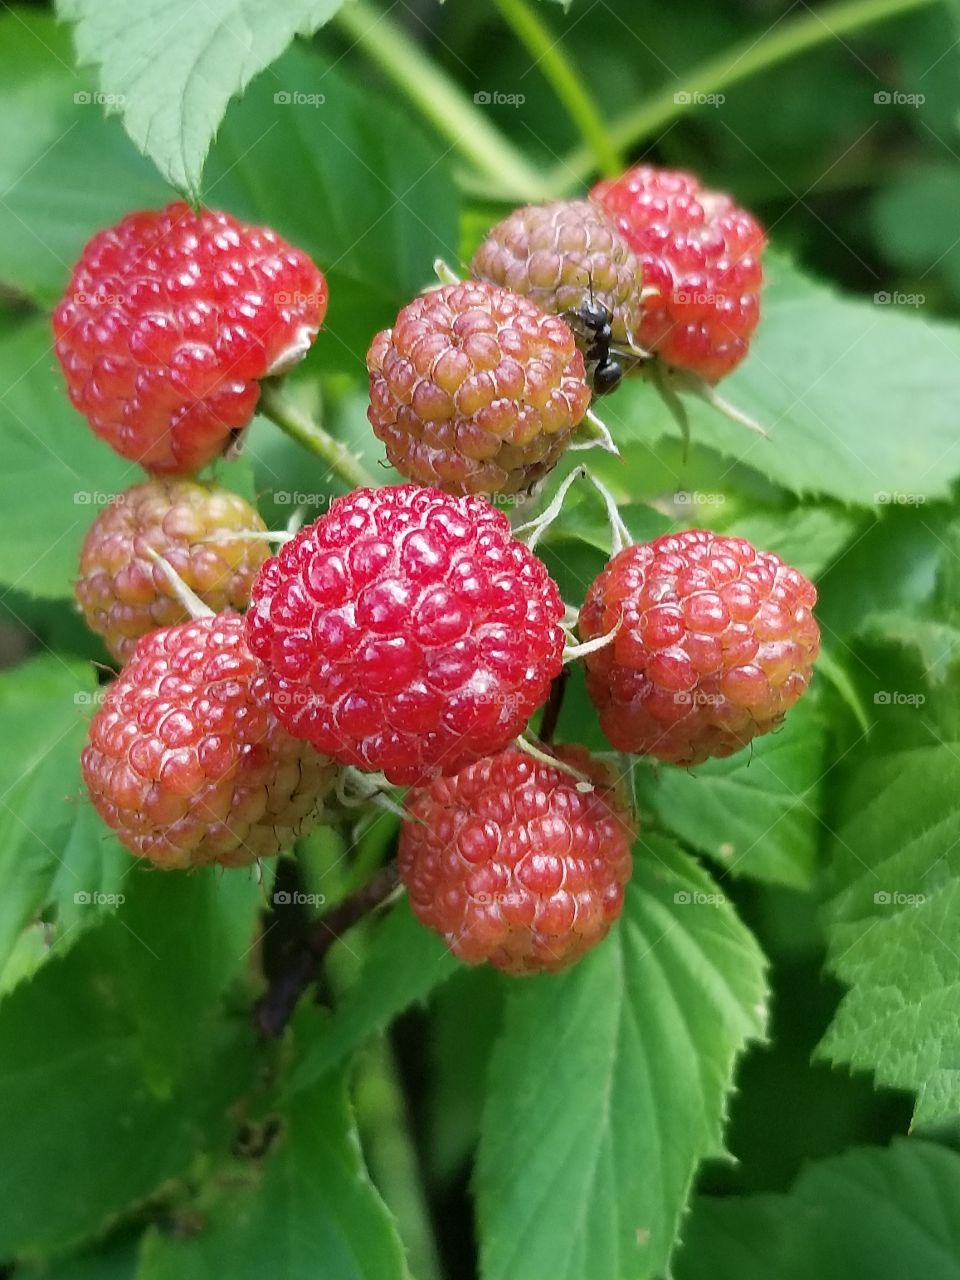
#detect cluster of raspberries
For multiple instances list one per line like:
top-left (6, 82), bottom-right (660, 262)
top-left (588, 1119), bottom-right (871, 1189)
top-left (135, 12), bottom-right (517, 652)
top-left (57, 168), bottom-right (813, 977)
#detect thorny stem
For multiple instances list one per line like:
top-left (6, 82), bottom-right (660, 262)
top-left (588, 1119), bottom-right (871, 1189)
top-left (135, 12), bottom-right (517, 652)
top-left (335, 0), bottom-right (552, 201)
top-left (493, 0), bottom-right (622, 178)
top-left (259, 378), bottom-right (376, 491)
top-left (255, 861), bottom-right (401, 1038)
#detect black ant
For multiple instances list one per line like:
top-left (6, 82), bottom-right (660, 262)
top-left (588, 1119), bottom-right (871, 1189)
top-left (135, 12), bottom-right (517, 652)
top-left (563, 279), bottom-right (623, 397)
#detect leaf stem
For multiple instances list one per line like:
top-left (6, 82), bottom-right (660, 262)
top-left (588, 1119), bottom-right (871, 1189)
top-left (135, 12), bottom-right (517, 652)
top-left (259, 378), bottom-right (376, 491)
top-left (335, 0), bottom-right (551, 201)
top-left (493, 0), bottom-right (621, 178)
top-left (546, 0), bottom-right (938, 193)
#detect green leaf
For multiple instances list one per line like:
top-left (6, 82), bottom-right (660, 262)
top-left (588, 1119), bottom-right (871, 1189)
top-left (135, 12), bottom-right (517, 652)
top-left (676, 1139), bottom-right (960, 1280)
top-left (138, 1071), bottom-right (408, 1280)
top-left (56, 0), bottom-right (344, 198)
top-left (476, 836), bottom-right (768, 1280)
top-left (0, 656), bottom-right (127, 985)
top-left (285, 898), bottom-right (460, 1097)
top-left (818, 738), bottom-right (960, 1124)
top-left (638, 694), bottom-right (827, 890)
top-left (0, 11), bottom-right (169, 304)
top-left (602, 254), bottom-right (960, 507)
top-left (203, 43), bottom-right (461, 365)
top-left (0, 860), bottom-right (261, 1255)
top-left (0, 318), bottom-right (135, 599)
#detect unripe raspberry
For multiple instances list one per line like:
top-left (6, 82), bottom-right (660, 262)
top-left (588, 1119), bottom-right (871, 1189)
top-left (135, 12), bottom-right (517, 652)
top-left (399, 745), bottom-right (634, 974)
top-left (81, 613), bottom-right (337, 869)
top-left (76, 479), bottom-right (270, 663)
top-left (53, 201), bottom-right (328, 474)
top-left (245, 484), bottom-right (566, 786)
top-left (366, 281), bottom-right (591, 496)
top-left (591, 166), bottom-right (765, 382)
top-left (469, 200), bottom-right (644, 347)
top-left (578, 530), bottom-right (818, 765)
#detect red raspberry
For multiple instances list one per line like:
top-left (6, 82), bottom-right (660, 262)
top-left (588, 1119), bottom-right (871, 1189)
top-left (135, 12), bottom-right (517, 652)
top-left (366, 281), bottom-right (591, 496)
top-left (578, 530), bottom-right (819, 765)
top-left (81, 613), bottom-right (337, 869)
top-left (52, 201), bottom-right (327, 474)
top-left (398, 745), bottom-right (634, 974)
top-left (469, 200), bottom-right (644, 348)
top-left (245, 484), bottom-right (566, 786)
top-left (76, 479), bottom-right (270, 663)
top-left (591, 166), bottom-right (765, 382)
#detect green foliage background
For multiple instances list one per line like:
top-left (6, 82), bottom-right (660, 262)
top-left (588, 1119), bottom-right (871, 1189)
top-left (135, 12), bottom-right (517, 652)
top-left (1, 0), bottom-right (960, 1275)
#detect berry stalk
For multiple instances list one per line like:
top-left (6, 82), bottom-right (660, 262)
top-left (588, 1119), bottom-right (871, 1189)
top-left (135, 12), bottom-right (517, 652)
top-left (258, 379), bottom-right (376, 491)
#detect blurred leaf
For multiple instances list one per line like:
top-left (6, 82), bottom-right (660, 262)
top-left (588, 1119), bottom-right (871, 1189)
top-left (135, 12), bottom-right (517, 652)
top-left (476, 836), bottom-right (768, 1280)
top-left (0, 866), bottom-right (260, 1256)
top-left (138, 1071), bottom-right (408, 1280)
top-left (284, 898), bottom-right (460, 1098)
top-left (56, 0), bottom-right (343, 199)
top-left (871, 166), bottom-right (960, 301)
top-left (675, 1139), bottom-right (960, 1280)
top-left (818, 728), bottom-right (960, 1124)
top-left (0, 656), bottom-right (127, 986)
top-left (21, 1230), bottom-right (142, 1280)
top-left (638, 694), bottom-right (827, 890)
top-left (0, 318), bottom-right (135, 599)
top-left (602, 254), bottom-right (960, 507)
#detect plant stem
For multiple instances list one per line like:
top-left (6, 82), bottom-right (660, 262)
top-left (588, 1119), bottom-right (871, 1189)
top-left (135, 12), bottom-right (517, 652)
top-left (255, 861), bottom-right (401, 1037)
top-left (335, 0), bottom-right (551, 201)
top-left (259, 378), bottom-right (376, 491)
top-left (547, 0), bottom-right (938, 193)
top-left (493, 0), bottom-right (621, 178)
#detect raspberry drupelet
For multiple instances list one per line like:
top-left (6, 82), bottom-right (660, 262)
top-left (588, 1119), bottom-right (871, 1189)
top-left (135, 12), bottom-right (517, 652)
top-left (245, 484), bottom-right (567, 786)
top-left (591, 165), bottom-right (765, 382)
top-left (81, 613), bottom-right (337, 868)
top-left (399, 745), bottom-right (634, 974)
top-left (75, 478), bottom-right (270, 663)
top-left (367, 281), bottom-right (591, 497)
top-left (578, 530), bottom-right (819, 765)
top-left (53, 201), bottom-right (327, 473)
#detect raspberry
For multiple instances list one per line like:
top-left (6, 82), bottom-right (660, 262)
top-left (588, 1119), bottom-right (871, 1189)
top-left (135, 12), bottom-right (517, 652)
top-left (245, 484), bottom-right (566, 786)
top-left (577, 530), bottom-right (819, 765)
top-left (470, 200), bottom-right (644, 349)
top-left (76, 479), bottom-right (270, 664)
top-left (366, 281), bottom-right (591, 496)
top-left (81, 613), bottom-right (337, 869)
top-left (398, 745), bottom-right (634, 974)
top-left (591, 166), bottom-right (765, 383)
top-left (52, 201), bottom-right (327, 474)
